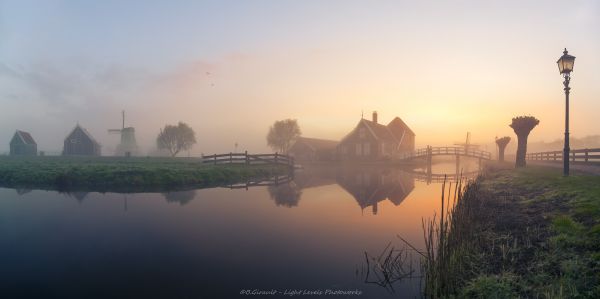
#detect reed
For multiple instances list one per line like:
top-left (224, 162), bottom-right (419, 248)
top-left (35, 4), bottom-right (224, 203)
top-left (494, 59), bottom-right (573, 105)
top-left (403, 175), bottom-right (484, 298)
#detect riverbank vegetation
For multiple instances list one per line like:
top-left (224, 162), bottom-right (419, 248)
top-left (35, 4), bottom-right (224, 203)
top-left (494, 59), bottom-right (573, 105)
top-left (423, 164), bottom-right (600, 298)
top-left (0, 156), bottom-right (288, 192)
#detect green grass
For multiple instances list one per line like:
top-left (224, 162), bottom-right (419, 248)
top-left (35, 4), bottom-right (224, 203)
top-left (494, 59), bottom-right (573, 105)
top-left (0, 156), bottom-right (288, 192)
top-left (425, 165), bottom-right (600, 298)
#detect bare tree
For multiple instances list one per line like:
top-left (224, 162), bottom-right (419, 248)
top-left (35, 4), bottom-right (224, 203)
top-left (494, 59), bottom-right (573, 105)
top-left (266, 119), bottom-right (301, 154)
top-left (510, 116), bottom-right (539, 167)
top-left (156, 122), bottom-right (197, 157)
top-left (495, 136), bottom-right (511, 162)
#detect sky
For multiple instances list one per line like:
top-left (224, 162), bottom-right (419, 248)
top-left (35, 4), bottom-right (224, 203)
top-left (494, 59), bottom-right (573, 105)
top-left (1, 0), bottom-right (599, 155)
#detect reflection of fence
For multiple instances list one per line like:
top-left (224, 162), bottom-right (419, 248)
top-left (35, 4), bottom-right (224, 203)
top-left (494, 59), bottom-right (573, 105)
top-left (410, 171), bottom-right (479, 184)
top-left (227, 174), bottom-right (294, 190)
top-left (527, 148), bottom-right (600, 163)
top-left (202, 152), bottom-right (294, 167)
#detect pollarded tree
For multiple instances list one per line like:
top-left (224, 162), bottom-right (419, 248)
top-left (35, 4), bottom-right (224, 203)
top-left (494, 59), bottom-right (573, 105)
top-left (266, 119), bottom-right (301, 154)
top-left (156, 122), bottom-right (197, 157)
top-left (495, 136), bottom-right (511, 162)
top-left (510, 116), bottom-right (539, 168)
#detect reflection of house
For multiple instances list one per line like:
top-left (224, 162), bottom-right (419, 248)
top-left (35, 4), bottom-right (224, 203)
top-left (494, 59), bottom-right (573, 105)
top-left (10, 130), bottom-right (37, 156)
top-left (336, 168), bottom-right (415, 215)
top-left (63, 124), bottom-right (101, 156)
top-left (65, 192), bottom-right (89, 202)
top-left (337, 112), bottom-right (415, 161)
top-left (289, 137), bottom-right (338, 161)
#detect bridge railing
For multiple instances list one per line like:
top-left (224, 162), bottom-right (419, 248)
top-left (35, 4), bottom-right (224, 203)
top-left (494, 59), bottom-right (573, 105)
top-left (202, 152), bottom-right (294, 167)
top-left (401, 146), bottom-right (491, 160)
top-left (526, 148), bottom-right (600, 163)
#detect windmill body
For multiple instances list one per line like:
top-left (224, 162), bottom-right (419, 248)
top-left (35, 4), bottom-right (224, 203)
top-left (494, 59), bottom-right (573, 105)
top-left (109, 111), bottom-right (139, 156)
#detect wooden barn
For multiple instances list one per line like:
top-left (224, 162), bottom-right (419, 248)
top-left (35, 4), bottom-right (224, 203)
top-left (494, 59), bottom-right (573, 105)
top-left (63, 124), bottom-right (101, 156)
top-left (288, 137), bottom-right (338, 161)
top-left (337, 112), bottom-right (415, 161)
top-left (10, 130), bottom-right (37, 156)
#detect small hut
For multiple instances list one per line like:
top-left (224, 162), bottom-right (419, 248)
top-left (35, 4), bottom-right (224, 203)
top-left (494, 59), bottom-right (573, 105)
top-left (63, 124), bottom-right (101, 156)
top-left (10, 130), bottom-right (37, 156)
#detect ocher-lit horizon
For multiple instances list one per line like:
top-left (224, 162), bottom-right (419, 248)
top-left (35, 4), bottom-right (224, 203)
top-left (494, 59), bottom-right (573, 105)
top-left (1, 0), bottom-right (599, 155)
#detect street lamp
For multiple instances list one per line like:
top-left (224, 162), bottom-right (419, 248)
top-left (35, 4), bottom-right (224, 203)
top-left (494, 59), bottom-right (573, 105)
top-left (557, 48), bottom-right (575, 176)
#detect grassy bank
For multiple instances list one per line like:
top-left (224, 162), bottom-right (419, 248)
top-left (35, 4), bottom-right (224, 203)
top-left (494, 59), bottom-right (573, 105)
top-left (0, 156), bottom-right (289, 192)
top-left (424, 164), bottom-right (600, 298)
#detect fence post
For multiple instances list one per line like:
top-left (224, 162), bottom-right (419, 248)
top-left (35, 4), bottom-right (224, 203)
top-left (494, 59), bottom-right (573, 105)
top-left (229, 152), bottom-right (232, 164)
top-left (275, 152), bottom-right (278, 165)
top-left (213, 154), bottom-right (216, 165)
top-left (572, 152), bottom-right (575, 162)
top-left (245, 151), bottom-right (249, 165)
top-left (585, 149), bottom-right (589, 163)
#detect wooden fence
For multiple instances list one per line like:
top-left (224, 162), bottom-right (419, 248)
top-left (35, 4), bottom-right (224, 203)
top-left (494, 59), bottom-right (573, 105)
top-left (201, 151), bottom-right (294, 167)
top-left (526, 148), bottom-right (600, 163)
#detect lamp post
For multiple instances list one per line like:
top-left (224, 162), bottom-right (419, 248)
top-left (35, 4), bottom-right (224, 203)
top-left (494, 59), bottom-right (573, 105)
top-left (557, 48), bottom-right (576, 176)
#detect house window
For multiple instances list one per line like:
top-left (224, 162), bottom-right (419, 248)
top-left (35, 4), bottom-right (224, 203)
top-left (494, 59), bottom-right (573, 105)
top-left (356, 143), bottom-right (362, 156)
top-left (363, 143), bottom-right (370, 155)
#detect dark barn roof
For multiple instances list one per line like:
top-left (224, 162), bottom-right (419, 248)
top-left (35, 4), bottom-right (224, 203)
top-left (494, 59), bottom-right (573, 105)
top-left (65, 125), bottom-right (101, 147)
top-left (13, 130), bottom-right (37, 145)
top-left (63, 124), bottom-right (101, 156)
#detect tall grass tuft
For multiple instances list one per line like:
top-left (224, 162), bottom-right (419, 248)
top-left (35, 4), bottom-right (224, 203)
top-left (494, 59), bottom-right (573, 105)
top-left (415, 176), bottom-right (483, 298)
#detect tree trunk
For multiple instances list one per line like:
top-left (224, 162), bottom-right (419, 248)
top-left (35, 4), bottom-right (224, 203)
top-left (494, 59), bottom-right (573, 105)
top-left (515, 133), bottom-right (528, 167)
top-left (498, 145), bottom-right (507, 162)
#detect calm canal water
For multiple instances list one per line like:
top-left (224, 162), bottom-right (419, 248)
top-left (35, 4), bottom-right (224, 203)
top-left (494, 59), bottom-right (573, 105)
top-left (0, 161), bottom-right (479, 299)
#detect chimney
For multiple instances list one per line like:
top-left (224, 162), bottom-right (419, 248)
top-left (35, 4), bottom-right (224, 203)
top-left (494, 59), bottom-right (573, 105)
top-left (372, 111), bottom-right (378, 124)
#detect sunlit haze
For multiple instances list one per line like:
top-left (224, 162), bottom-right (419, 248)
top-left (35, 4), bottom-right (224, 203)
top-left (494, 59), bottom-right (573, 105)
top-left (1, 0), bottom-right (599, 155)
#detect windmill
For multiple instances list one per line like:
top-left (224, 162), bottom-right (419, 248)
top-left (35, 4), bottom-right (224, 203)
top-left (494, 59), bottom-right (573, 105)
top-left (108, 110), bottom-right (138, 156)
top-left (454, 132), bottom-right (480, 152)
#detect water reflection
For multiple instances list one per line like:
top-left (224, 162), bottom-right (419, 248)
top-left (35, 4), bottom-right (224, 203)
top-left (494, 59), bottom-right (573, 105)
top-left (264, 167), bottom-right (414, 213)
top-left (268, 182), bottom-right (302, 207)
top-left (163, 190), bottom-right (197, 206)
top-left (0, 163), bottom-right (481, 298)
top-left (63, 191), bottom-right (90, 202)
top-left (336, 168), bottom-right (414, 215)
top-left (15, 188), bottom-right (32, 195)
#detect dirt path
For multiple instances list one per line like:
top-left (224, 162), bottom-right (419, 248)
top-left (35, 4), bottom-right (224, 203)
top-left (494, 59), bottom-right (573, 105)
top-left (528, 160), bottom-right (600, 175)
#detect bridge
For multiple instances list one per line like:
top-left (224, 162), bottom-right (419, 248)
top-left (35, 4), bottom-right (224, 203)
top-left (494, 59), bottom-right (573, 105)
top-left (399, 146), bottom-right (492, 161)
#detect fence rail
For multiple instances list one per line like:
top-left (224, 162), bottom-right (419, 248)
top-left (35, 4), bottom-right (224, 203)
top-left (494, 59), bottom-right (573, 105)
top-left (526, 148), bottom-right (600, 163)
top-left (201, 151), bottom-right (294, 167)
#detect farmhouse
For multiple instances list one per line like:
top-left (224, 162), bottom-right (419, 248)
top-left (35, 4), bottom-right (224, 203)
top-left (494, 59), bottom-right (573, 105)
top-left (288, 137), bottom-right (338, 161)
top-left (337, 112), bottom-right (415, 161)
top-left (10, 130), bottom-right (37, 156)
top-left (63, 124), bottom-right (101, 156)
